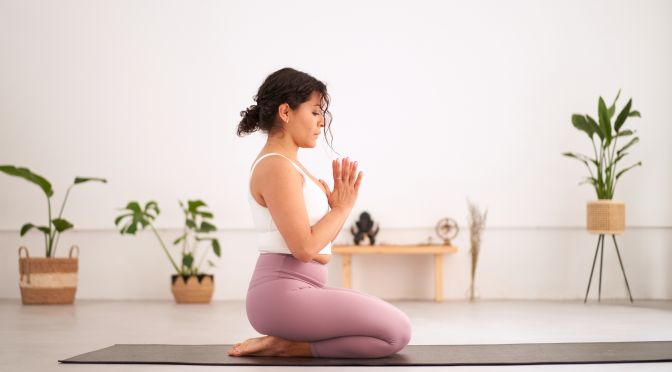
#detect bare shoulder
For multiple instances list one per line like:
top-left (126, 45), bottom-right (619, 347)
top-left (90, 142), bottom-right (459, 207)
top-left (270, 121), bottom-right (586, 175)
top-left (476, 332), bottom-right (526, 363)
top-left (251, 156), bottom-right (304, 195)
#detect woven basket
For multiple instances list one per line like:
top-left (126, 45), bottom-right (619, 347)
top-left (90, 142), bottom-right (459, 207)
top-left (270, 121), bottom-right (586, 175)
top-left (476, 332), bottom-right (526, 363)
top-left (587, 200), bottom-right (625, 235)
top-left (18, 245), bottom-right (79, 305)
top-left (171, 274), bottom-right (214, 304)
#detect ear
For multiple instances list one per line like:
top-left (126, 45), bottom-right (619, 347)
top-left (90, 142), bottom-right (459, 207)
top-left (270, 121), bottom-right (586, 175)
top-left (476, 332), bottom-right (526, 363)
top-left (278, 103), bottom-right (290, 123)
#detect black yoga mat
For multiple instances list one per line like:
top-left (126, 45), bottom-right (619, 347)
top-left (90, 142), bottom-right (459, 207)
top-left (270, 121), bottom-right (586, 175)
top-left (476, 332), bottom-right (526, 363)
top-left (59, 341), bottom-right (672, 366)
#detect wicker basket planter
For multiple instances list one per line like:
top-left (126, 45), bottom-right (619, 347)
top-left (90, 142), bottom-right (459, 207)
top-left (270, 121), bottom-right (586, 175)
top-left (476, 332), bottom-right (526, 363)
top-left (171, 274), bottom-right (214, 304)
top-left (587, 200), bottom-right (625, 235)
top-left (18, 245), bottom-right (79, 305)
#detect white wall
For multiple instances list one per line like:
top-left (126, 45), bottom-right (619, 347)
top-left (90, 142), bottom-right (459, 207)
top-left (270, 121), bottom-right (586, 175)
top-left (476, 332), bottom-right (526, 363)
top-left (1, 0), bottom-right (670, 300)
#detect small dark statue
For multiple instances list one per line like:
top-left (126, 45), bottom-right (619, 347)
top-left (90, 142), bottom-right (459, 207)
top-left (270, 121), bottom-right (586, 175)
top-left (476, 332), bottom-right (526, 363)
top-left (350, 211), bottom-right (380, 245)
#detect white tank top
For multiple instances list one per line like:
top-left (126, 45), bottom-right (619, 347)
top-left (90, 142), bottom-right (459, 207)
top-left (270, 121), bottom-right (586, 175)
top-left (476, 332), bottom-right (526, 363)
top-left (248, 153), bottom-right (332, 255)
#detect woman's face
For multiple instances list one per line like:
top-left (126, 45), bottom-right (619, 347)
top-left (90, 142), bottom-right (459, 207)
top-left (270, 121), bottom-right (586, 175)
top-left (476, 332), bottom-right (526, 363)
top-left (285, 91), bottom-right (325, 148)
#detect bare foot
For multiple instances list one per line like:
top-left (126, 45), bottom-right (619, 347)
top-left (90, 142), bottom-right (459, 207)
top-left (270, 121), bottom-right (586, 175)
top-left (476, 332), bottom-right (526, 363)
top-left (228, 335), bottom-right (312, 357)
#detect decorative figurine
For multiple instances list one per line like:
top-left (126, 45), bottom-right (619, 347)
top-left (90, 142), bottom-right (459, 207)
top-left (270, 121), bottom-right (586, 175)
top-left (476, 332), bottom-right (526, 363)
top-left (435, 217), bottom-right (459, 246)
top-left (350, 211), bottom-right (379, 245)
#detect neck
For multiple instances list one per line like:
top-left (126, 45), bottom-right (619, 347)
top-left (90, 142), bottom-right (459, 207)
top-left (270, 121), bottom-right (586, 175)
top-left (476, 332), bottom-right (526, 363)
top-left (263, 133), bottom-right (299, 160)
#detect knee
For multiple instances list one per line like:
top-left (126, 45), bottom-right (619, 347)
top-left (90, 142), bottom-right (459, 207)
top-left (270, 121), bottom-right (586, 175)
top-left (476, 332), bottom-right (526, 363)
top-left (390, 313), bottom-right (412, 354)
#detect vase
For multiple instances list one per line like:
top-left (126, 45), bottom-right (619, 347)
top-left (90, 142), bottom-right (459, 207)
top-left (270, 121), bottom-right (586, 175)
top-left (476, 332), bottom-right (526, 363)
top-left (587, 200), bottom-right (625, 235)
top-left (18, 245), bottom-right (79, 305)
top-left (170, 274), bottom-right (214, 304)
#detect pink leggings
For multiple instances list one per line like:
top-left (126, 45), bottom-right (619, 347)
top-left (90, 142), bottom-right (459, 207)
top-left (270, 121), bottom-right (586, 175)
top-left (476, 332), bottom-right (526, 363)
top-left (245, 253), bottom-right (412, 358)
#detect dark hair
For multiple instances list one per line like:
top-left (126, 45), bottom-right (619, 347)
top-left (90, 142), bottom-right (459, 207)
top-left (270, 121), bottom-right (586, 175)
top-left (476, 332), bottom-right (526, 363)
top-left (238, 67), bottom-right (334, 150)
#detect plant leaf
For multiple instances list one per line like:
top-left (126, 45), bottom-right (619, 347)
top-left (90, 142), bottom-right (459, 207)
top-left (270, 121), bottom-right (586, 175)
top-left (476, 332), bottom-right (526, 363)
top-left (114, 213), bottom-right (132, 226)
top-left (74, 177), bottom-right (108, 185)
top-left (188, 200), bottom-right (207, 213)
top-left (144, 201), bottom-right (160, 216)
top-left (615, 129), bottom-right (633, 138)
top-left (198, 211), bottom-right (214, 219)
top-left (586, 115), bottom-right (603, 141)
top-left (598, 97), bottom-right (612, 145)
top-left (52, 218), bottom-right (74, 233)
top-left (617, 137), bottom-right (639, 156)
top-left (616, 162), bottom-right (642, 180)
top-left (182, 253), bottom-right (194, 269)
top-left (608, 89), bottom-right (621, 119)
top-left (0, 165), bottom-right (54, 198)
top-left (173, 234), bottom-right (186, 245)
top-left (37, 226), bottom-right (51, 234)
top-left (614, 98), bottom-right (632, 132)
top-left (199, 221), bottom-right (217, 233)
top-left (571, 114), bottom-right (594, 139)
top-left (20, 223), bottom-right (35, 236)
top-left (628, 110), bottom-right (641, 118)
top-left (212, 239), bottom-right (221, 257)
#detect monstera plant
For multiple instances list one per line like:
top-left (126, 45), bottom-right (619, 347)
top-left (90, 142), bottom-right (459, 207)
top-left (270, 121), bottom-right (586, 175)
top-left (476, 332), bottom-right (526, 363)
top-left (115, 199), bottom-right (221, 303)
top-left (0, 165), bottom-right (106, 304)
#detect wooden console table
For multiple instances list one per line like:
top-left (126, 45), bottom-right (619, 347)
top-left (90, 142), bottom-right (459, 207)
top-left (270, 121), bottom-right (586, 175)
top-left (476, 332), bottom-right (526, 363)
top-left (331, 244), bottom-right (458, 302)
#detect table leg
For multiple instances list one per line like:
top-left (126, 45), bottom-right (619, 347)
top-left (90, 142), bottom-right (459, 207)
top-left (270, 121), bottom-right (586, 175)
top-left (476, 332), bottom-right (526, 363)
top-left (434, 253), bottom-right (443, 302)
top-left (342, 254), bottom-right (352, 288)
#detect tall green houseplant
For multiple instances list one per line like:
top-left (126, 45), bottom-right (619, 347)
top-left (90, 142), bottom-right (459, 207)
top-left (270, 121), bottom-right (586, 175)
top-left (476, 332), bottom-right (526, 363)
top-left (0, 165), bottom-right (107, 257)
top-left (562, 90), bottom-right (642, 199)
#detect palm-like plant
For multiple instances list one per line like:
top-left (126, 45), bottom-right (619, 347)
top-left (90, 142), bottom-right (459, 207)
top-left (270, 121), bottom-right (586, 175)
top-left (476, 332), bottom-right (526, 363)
top-left (0, 165), bottom-right (107, 257)
top-left (114, 200), bottom-right (221, 276)
top-left (563, 90), bottom-right (642, 199)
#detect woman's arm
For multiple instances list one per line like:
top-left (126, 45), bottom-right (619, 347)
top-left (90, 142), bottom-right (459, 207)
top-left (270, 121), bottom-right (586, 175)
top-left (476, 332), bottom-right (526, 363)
top-left (255, 157), bottom-right (351, 263)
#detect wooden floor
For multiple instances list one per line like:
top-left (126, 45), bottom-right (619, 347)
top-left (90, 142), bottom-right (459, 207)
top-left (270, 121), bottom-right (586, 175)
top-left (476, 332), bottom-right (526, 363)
top-left (1, 298), bottom-right (671, 371)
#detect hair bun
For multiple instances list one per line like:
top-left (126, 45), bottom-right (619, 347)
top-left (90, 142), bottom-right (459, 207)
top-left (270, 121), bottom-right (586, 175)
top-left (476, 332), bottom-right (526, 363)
top-left (237, 104), bottom-right (261, 136)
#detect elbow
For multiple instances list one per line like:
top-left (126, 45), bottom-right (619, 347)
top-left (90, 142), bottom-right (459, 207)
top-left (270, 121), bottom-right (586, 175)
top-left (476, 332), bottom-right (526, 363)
top-left (290, 244), bottom-right (313, 263)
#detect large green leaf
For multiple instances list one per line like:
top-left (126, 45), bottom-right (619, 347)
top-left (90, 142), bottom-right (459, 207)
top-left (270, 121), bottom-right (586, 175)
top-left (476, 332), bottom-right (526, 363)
top-left (52, 218), bottom-right (74, 233)
top-left (614, 98), bottom-right (632, 132)
top-left (586, 115), bottom-right (603, 141)
top-left (0, 165), bottom-right (54, 197)
top-left (598, 97), bottom-right (612, 144)
top-left (571, 114), bottom-right (594, 139)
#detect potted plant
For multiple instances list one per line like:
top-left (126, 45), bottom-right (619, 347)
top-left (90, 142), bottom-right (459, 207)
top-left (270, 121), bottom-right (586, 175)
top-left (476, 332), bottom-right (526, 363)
top-left (0, 165), bottom-right (106, 304)
top-left (114, 199), bottom-right (221, 303)
top-left (563, 90), bottom-right (642, 234)
top-left (563, 90), bottom-right (641, 303)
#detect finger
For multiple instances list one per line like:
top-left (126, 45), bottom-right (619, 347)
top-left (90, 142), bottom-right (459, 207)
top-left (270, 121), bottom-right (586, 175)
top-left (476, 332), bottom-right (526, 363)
top-left (332, 159), bottom-right (341, 184)
top-left (342, 157), bottom-right (350, 183)
top-left (349, 161), bottom-right (358, 184)
top-left (354, 171), bottom-right (363, 190)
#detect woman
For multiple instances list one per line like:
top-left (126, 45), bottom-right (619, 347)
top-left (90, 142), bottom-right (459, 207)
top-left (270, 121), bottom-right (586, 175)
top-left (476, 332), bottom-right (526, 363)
top-left (228, 68), bottom-right (412, 359)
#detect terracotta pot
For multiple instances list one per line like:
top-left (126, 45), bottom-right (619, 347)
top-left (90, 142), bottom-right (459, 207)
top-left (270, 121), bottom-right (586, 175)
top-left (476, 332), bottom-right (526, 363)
top-left (170, 274), bottom-right (214, 304)
top-left (587, 200), bottom-right (625, 235)
top-left (18, 245), bottom-right (79, 305)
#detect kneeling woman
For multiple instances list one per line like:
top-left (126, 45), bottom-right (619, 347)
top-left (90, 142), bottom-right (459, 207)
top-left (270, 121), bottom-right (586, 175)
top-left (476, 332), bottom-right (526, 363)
top-left (229, 68), bottom-right (412, 359)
